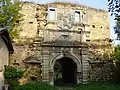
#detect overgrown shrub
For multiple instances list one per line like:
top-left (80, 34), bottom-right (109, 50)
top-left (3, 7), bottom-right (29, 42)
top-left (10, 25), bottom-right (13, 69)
top-left (4, 65), bottom-right (24, 90)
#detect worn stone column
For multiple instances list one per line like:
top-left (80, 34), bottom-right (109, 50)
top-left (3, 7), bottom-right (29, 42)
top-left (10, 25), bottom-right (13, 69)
top-left (82, 47), bottom-right (89, 83)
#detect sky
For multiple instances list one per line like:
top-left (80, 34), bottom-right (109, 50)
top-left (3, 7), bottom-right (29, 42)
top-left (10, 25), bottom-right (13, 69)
top-left (22, 0), bottom-right (117, 45)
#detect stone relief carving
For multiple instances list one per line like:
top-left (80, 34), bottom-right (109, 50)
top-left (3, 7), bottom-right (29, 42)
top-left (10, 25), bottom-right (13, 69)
top-left (56, 34), bottom-right (70, 41)
top-left (57, 8), bottom-right (74, 30)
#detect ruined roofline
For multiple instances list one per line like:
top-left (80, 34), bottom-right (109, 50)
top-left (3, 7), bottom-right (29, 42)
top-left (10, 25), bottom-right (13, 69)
top-left (21, 1), bottom-right (108, 13)
top-left (21, 1), bottom-right (46, 6)
top-left (50, 2), bottom-right (108, 12)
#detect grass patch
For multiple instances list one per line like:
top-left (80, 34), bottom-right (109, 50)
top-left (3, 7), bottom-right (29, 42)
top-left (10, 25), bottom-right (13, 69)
top-left (74, 82), bottom-right (120, 90)
top-left (14, 81), bottom-right (58, 90)
top-left (14, 82), bottom-right (120, 90)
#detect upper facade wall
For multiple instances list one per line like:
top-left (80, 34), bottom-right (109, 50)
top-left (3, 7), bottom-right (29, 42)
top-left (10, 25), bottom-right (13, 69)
top-left (19, 3), bottom-right (38, 38)
top-left (19, 2), bottom-right (110, 41)
top-left (87, 8), bottom-right (110, 40)
top-left (46, 2), bottom-right (110, 40)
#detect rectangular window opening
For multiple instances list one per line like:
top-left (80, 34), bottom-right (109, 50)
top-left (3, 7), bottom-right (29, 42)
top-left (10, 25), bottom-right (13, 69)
top-left (74, 11), bottom-right (80, 22)
top-left (48, 8), bottom-right (56, 21)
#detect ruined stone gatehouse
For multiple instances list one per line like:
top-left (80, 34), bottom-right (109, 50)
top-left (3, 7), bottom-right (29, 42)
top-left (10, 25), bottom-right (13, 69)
top-left (10, 2), bottom-right (112, 85)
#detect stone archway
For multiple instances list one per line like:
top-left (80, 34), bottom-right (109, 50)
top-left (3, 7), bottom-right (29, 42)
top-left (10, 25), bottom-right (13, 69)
top-left (49, 53), bottom-right (82, 85)
top-left (54, 57), bottom-right (77, 86)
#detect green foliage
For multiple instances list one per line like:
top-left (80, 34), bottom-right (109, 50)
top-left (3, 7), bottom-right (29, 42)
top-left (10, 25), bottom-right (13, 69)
top-left (14, 82), bottom-right (120, 90)
top-left (108, 0), bottom-right (120, 40)
top-left (14, 81), bottom-right (58, 90)
top-left (10, 27), bottom-right (22, 39)
top-left (4, 65), bottom-right (24, 89)
top-left (114, 16), bottom-right (120, 40)
top-left (74, 82), bottom-right (120, 90)
top-left (112, 45), bottom-right (120, 61)
top-left (0, 0), bottom-right (23, 39)
top-left (108, 0), bottom-right (120, 16)
top-left (4, 65), bottom-right (23, 81)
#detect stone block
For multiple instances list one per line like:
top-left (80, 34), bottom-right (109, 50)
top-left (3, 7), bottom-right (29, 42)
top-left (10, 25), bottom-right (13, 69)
top-left (82, 50), bottom-right (88, 55)
top-left (82, 55), bottom-right (88, 60)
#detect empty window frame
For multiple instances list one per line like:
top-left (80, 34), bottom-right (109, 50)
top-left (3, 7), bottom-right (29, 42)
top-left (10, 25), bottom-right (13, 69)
top-left (48, 8), bottom-right (56, 21)
top-left (74, 10), bottom-right (80, 22)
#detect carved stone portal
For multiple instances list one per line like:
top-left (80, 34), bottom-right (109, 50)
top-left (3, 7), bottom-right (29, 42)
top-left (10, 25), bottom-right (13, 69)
top-left (41, 44), bottom-right (89, 86)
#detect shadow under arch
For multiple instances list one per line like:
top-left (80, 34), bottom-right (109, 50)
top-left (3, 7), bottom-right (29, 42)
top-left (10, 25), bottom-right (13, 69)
top-left (49, 53), bottom-right (82, 72)
top-left (49, 53), bottom-right (82, 86)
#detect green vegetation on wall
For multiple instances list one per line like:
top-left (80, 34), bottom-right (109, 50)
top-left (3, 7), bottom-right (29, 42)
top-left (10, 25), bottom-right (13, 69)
top-left (112, 45), bottom-right (120, 61)
top-left (0, 0), bottom-right (23, 39)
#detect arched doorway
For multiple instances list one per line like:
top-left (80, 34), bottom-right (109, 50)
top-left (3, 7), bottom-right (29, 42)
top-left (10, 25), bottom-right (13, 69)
top-left (54, 57), bottom-right (77, 86)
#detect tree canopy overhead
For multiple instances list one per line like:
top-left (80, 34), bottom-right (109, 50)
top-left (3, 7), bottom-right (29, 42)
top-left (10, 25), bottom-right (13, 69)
top-left (108, 0), bottom-right (120, 16)
top-left (0, 0), bottom-right (23, 39)
top-left (108, 0), bottom-right (120, 40)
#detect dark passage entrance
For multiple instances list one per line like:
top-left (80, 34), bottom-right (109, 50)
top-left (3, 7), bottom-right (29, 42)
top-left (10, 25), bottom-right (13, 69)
top-left (54, 57), bottom-right (77, 86)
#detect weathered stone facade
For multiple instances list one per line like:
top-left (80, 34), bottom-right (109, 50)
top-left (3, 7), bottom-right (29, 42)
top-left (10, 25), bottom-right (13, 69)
top-left (10, 2), bottom-right (112, 85)
top-left (17, 2), bottom-right (110, 41)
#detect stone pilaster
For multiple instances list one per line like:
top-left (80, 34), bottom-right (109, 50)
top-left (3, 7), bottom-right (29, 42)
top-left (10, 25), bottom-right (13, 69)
top-left (82, 47), bottom-right (89, 83)
top-left (41, 48), bottom-right (50, 82)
